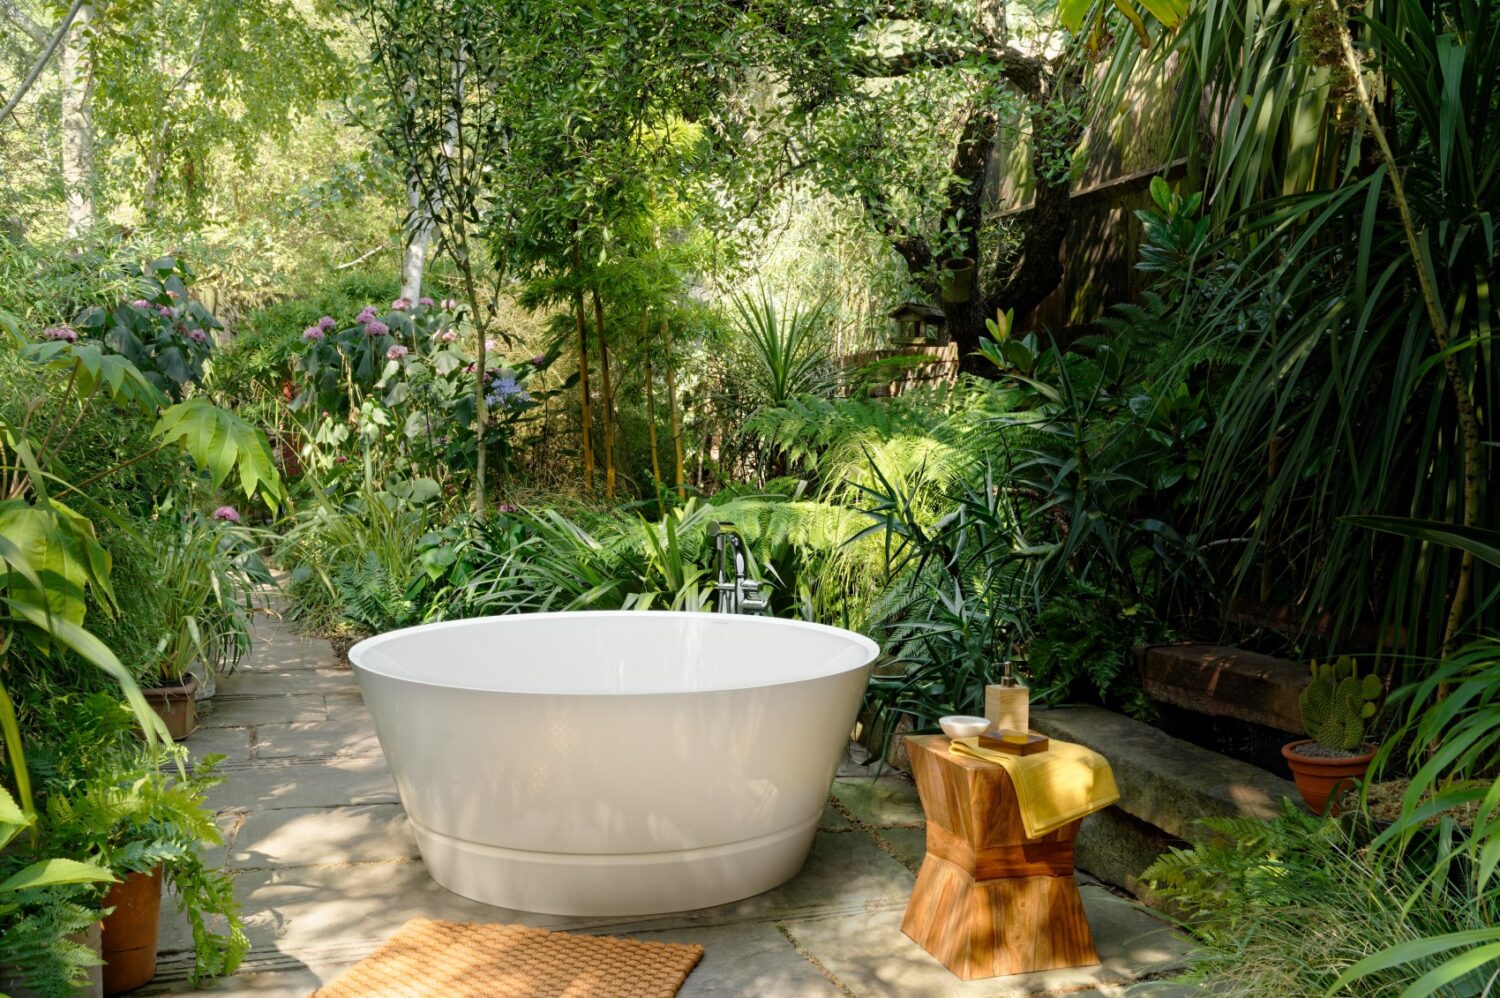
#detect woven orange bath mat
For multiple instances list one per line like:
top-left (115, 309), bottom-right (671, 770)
top-left (309, 918), bottom-right (704, 998)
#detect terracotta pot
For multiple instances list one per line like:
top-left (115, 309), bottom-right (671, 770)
top-left (141, 675), bottom-right (198, 741)
top-left (1282, 739), bottom-right (1376, 815)
top-left (0, 922), bottom-right (103, 997)
top-left (100, 867), bottom-right (163, 995)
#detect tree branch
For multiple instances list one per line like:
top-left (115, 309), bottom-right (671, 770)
top-left (0, 0), bottom-right (86, 128)
top-left (0, 0), bottom-right (46, 44)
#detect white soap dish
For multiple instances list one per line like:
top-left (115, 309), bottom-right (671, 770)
top-left (938, 715), bottom-right (991, 739)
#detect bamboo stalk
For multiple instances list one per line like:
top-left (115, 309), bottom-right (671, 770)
top-left (643, 310), bottom-right (663, 515)
top-left (663, 317), bottom-right (686, 500)
top-left (570, 240), bottom-right (594, 494)
top-left (593, 286), bottom-right (616, 499)
top-left (1327, 0), bottom-right (1482, 659)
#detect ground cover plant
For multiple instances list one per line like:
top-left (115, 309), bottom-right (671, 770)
top-left (1, 0), bottom-right (1495, 991)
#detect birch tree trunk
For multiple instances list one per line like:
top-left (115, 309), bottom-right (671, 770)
top-left (401, 167), bottom-right (434, 301)
top-left (58, 1), bottom-right (94, 239)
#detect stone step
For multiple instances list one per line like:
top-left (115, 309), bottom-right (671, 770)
top-left (1032, 704), bottom-right (1296, 839)
top-left (1030, 705), bottom-right (1298, 897)
top-left (1137, 643), bottom-right (1309, 733)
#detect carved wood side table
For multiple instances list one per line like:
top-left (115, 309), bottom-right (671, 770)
top-left (900, 734), bottom-right (1099, 980)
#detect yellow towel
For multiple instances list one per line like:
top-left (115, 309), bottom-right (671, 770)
top-left (949, 736), bottom-right (1121, 839)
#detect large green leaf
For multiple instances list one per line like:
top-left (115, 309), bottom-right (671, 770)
top-left (1058, 0), bottom-right (1184, 46)
top-left (0, 857), bottom-right (115, 895)
top-left (1328, 929), bottom-right (1500, 996)
top-left (22, 340), bottom-right (168, 412)
top-left (0, 782), bottom-right (28, 852)
top-left (1341, 516), bottom-right (1500, 569)
top-left (152, 399), bottom-right (286, 512)
top-left (0, 501), bottom-right (111, 625)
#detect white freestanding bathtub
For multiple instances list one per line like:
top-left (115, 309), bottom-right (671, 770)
top-left (348, 611), bottom-right (879, 916)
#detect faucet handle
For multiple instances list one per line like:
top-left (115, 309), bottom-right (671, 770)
top-left (739, 579), bottom-right (768, 613)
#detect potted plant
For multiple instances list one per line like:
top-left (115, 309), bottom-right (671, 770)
top-left (143, 508), bottom-right (268, 735)
top-left (0, 788), bottom-right (114, 998)
top-left (939, 257), bottom-right (975, 303)
top-left (32, 707), bottom-right (248, 994)
top-left (1282, 655), bottom-right (1381, 815)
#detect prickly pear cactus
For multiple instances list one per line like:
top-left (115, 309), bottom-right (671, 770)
top-left (1298, 655), bottom-right (1382, 752)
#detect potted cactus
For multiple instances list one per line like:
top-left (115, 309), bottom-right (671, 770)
top-left (1282, 655), bottom-right (1382, 815)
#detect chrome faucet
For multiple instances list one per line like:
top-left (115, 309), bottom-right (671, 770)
top-left (707, 522), bottom-right (768, 614)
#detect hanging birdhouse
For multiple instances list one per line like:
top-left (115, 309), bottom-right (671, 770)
top-left (888, 302), bottom-right (948, 345)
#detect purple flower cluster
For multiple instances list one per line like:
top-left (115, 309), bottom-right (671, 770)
top-left (187, 328), bottom-right (208, 343)
top-left (42, 325), bottom-right (78, 342)
top-left (387, 344), bottom-right (409, 360)
top-left (356, 306), bottom-right (378, 324)
top-left (391, 298), bottom-right (411, 311)
top-left (130, 298), bottom-right (151, 308)
top-left (418, 297), bottom-right (435, 308)
top-left (531, 355), bottom-right (546, 366)
top-left (485, 374), bottom-right (532, 410)
top-left (318, 316), bottom-right (337, 331)
top-left (364, 320), bottom-right (390, 338)
top-left (440, 330), bottom-right (457, 343)
top-left (303, 326), bottom-right (324, 341)
top-left (212, 506), bottom-right (241, 523)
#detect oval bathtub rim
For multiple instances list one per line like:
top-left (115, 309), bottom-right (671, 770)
top-left (346, 609), bottom-right (882, 697)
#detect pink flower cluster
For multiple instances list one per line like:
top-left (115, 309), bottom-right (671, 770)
top-left (212, 506), bottom-right (240, 523)
top-left (42, 325), bottom-right (78, 342)
top-left (303, 326), bottom-right (324, 341)
top-left (187, 329), bottom-right (208, 343)
top-left (392, 298), bottom-right (411, 311)
top-left (387, 344), bottom-right (409, 360)
top-left (364, 320), bottom-right (390, 337)
top-left (356, 306), bottom-right (378, 324)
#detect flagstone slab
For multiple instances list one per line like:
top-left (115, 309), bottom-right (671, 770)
top-left (633, 922), bottom-right (844, 996)
top-left (218, 669), bottom-right (360, 698)
top-left (830, 774), bottom-right (925, 827)
top-left (199, 694), bottom-right (328, 728)
top-left (871, 825), bottom-right (926, 872)
top-left (782, 885), bottom-right (1189, 997)
top-left (230, 803), bottom-right (418, 869)
top-left (239, 627), bottom-right (342, 672)
top-left (205, 756), bottom-right (398, 812)
top-left (184, 725), bottom-right (253, 764)
top-left (252, 709), bottom-right (381, 761)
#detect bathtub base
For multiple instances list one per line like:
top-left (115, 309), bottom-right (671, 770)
top-left (411, 813), bottom-right (821, 916)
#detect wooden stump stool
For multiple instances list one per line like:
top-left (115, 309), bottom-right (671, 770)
top-left (900, 734), bottom-right (1099, 980)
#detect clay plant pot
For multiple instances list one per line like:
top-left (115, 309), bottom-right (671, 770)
top-left (940, 257), bottom-right (975, 303)
top-left (1282, 739), bottom-right (1376, 816)
top-left (141, 675), bottom-right (198, 741)
top-left (100, 867), bottom-right (163, 995)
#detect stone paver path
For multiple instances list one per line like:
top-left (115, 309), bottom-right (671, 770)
top-left (145, 605), bottom-right (1193, 997)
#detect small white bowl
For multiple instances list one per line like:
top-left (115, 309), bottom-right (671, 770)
top-left (938, 715), bottom-right (991, 738)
